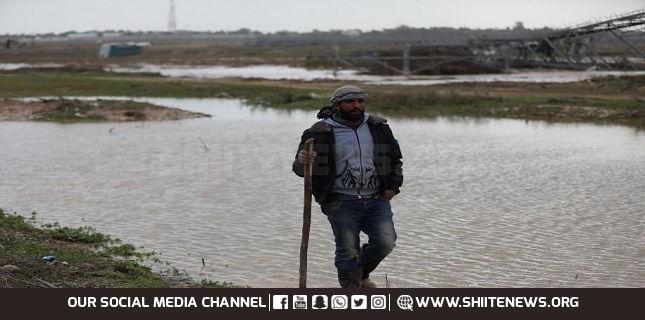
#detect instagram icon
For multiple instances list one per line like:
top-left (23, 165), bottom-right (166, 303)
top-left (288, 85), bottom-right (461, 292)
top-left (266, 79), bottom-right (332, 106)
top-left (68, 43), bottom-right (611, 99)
top-left (371, 295), bottom-right (387, 309)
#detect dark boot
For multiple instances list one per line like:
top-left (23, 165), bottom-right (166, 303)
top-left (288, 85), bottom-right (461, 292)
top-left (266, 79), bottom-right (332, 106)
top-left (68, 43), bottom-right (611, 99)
top-left (358, 244), bottom-right (379, 281)
top-left (337, 267), bottom-right (363, 288)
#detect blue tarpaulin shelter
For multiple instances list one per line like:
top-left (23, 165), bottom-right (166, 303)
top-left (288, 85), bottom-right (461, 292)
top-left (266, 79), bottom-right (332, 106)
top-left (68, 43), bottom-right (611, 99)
top-left (98, 43), bottom-right (146, 58)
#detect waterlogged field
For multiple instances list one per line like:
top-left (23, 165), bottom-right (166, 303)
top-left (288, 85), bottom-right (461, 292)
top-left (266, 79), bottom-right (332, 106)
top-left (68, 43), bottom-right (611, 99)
top-left (2, 43), bottom-right (645, 288)
top-left (1, 67), bottom-right (644, 127)
top-left (2, 99), bottom-right (644, 288)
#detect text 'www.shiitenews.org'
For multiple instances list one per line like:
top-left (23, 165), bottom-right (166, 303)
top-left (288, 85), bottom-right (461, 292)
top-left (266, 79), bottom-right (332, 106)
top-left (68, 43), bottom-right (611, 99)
top-left (399, 296), bottom-right (579, 309)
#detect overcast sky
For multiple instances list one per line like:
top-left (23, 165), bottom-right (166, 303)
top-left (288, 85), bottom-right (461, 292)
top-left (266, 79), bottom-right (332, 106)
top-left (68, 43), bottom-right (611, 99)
top-left (1, 0), bottom-right (644, 35)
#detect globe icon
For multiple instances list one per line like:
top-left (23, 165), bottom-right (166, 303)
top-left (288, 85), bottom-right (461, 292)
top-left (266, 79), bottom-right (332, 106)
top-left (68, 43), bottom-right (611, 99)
top-left (397, 295), bottom-right (413, 311)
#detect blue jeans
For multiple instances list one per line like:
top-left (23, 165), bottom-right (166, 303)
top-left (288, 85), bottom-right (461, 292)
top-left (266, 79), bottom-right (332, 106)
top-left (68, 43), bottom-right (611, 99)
top-left (321, 197), bottom-right (397, 287)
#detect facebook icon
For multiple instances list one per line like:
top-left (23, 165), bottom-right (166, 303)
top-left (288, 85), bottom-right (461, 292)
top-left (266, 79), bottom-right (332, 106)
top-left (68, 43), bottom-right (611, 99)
top-left (272, 295), bottom-right (289, 309)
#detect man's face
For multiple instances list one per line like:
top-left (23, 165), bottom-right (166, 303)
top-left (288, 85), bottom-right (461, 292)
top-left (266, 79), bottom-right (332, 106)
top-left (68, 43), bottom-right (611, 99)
top-left (336, 98), bottom-right (366, 121)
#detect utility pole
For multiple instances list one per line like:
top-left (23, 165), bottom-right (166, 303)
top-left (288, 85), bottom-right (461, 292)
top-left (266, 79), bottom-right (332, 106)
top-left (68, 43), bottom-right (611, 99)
top-left (168, 0), bottom-right (177, 33)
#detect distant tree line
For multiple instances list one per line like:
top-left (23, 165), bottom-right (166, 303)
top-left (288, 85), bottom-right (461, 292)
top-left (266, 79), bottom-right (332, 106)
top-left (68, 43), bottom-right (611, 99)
top-left (1, 24), bottom-right (555, 47)
top-left (3, 23), bottom-right (640, 49)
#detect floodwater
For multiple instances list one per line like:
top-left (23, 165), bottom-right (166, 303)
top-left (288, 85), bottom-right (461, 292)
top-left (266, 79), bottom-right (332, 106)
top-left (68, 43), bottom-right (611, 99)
top-left (105, 63), bottom-right (645, 85)
top-left (1, 97), bottom-right (644, 288)
top-left (4, 62), bottom-right (645, 84)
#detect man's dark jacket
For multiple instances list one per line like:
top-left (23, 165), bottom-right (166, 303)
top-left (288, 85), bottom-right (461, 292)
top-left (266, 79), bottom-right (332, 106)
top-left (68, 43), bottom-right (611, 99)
top-left (292, 114), bottom-right (403, 204)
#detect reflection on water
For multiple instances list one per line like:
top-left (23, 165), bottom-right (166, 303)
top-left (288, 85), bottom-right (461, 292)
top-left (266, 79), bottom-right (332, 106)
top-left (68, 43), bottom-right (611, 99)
top-left (4, 62), bottom-right (643, 85)
top-left (1, 97), bottom-right (644, 288)
top-left (105, 63), bottom-right (645, 85)
top-left (0, 63), bottom-right (65, 70)
top-left (106, 64), bottom-right (372, 82)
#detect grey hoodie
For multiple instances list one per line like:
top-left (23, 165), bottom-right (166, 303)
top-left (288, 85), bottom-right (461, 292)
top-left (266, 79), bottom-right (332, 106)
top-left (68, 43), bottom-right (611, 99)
top-left (322, 113), bottom-right (381, 196)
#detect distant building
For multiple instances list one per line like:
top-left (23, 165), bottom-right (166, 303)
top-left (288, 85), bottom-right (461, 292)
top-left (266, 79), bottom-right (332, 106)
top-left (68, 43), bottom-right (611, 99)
top-left (99, 43), bottom-right (149, 58)
top-left (342, 29), bottom-right (362, 36)
top-left (67, 32), bottom-right (98, 40)
top-left (101, 32), bottom-right (123, 38)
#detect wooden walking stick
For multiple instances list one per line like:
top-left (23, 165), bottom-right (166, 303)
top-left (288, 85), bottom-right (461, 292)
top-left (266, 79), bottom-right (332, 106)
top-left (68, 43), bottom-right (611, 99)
top-left (299, 138), bottom-right (314, 288)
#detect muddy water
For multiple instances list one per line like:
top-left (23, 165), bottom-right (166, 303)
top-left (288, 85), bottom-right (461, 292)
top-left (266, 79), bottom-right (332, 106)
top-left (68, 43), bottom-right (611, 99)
top-left (104, 64), bottom-right (645, 84)
top-left (5, 62), bottom-right (645, 85)
top-left (1, 97), bottom-right (644, 288)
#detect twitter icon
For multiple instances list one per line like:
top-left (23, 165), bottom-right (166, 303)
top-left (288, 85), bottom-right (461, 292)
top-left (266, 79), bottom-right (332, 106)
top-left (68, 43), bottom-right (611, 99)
top-left (351, 295), bottom-right (367, 309)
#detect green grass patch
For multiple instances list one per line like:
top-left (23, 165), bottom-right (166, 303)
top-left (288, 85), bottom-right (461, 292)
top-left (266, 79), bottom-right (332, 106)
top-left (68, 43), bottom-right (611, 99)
top-left (0, 69), bottom-right (329, 100)
top-left (0, 209), bottom-right (249, 288)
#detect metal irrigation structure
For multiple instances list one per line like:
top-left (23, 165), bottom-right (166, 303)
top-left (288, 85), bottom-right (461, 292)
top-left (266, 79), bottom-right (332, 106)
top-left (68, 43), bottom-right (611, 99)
top-left (472, 8), bottom-right (645, 71)
top-left (333, 8), bottom-right (645, 76)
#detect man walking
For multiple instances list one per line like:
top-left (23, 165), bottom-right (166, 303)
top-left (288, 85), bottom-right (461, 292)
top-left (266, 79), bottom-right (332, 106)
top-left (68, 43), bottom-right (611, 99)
top-left (293, 85), bottom-right (403, 288)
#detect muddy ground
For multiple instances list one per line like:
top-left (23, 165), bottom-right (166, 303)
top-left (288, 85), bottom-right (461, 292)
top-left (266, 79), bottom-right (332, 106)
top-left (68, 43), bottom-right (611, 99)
top-left (0, 98), bottom-right (209, 122)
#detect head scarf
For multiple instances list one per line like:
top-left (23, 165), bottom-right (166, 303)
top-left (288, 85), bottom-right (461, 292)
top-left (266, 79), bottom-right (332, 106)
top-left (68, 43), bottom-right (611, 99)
top-left (329, 85), bottom-right (368, 104)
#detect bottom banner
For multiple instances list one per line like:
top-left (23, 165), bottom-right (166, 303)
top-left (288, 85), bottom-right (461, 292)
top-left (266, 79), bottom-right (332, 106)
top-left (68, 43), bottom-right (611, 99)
top-left (0, 288), bottom-right (639, 318)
